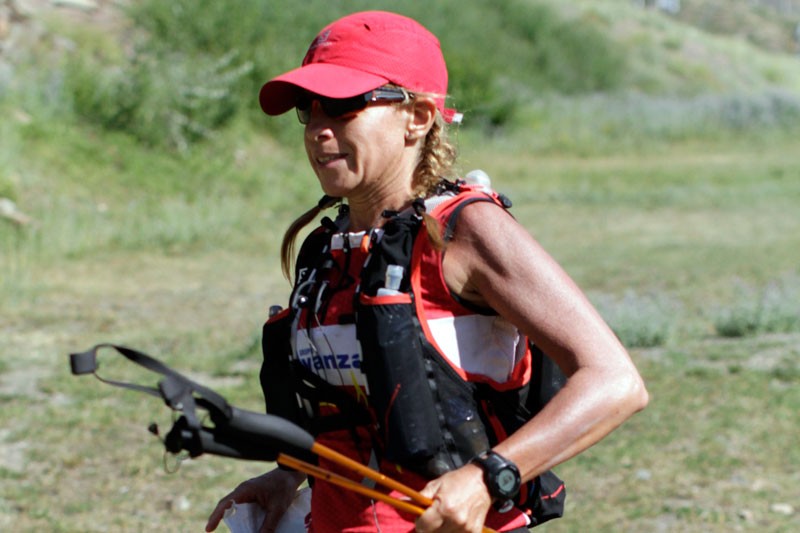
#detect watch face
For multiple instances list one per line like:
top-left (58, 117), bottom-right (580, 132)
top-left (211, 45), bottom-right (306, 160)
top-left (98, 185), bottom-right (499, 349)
top-left (497, 469), bottom-right (518, 493)
top-left (473, 451), bottom-right (521, 501)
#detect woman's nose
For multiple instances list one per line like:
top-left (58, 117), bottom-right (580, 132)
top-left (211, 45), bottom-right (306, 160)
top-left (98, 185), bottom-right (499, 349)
top-left (305, 102), bottom-right (334, 141)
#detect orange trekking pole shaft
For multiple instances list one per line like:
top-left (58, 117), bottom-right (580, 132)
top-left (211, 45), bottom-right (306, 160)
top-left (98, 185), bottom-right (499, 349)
top-left (278, 454), bottom-right (428, 517)
top-left (311, 441), bottom-right (432, 505)
top-left (280, 442), bottom-right (498, 533)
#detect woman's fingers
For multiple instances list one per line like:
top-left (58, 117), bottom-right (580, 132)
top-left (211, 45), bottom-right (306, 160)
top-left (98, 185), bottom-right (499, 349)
top-left (206, 470), bottom-right (307, 532)
top-left (205, 497), bottom-right (236, 532)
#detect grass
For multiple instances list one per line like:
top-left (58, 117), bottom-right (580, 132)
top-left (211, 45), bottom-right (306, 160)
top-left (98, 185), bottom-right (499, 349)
top-left (3, 133), bottom-right (800, 531)
top-left (549, 340), bottom-right (800, 532)
top-left (461, 135), bottom-right (800, 302)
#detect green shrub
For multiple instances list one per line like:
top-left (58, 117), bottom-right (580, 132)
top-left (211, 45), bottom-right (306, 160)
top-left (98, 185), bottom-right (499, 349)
top-left (508, 89), bottom-right (800, 154)
top-left (591, 290), bottom-right (676, 348)
top-left (123, 0), bottom-right (329, 140)
top-left (417, 0), bottom-right (627, 127)
top-left (713, 275), bottom-right (800, 337)
top-left (0, 124), bottom-right (18, 201)
top-left (0, 178), bottom-right (14, 201)
top-left (497, 1), bottom-right (627, 93)
top-left (64, 0), bottom-right (630, 141)
top-left (66, 50), bottom-right (141, 132)
top-left (50, 0), bottom-right (799, 147)
top-left (66, 46), bottom-right (252, 152)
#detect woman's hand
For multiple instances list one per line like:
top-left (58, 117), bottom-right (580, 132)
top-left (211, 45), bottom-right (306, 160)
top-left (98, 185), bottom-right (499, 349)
top-left (415, 463), bottom-right (492, 533)
top-left (205, 469), bottom-right (306, 533)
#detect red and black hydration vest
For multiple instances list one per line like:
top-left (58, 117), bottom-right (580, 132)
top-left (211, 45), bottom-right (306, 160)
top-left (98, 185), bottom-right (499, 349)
top-left (260, 180), bottom-right (565, 527)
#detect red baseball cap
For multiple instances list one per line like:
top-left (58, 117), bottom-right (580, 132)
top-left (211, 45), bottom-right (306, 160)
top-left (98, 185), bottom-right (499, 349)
top-left (259, 11), bottom-right (460, 123)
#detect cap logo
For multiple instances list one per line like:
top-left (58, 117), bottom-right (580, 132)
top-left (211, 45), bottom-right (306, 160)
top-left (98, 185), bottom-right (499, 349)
top-left (308, 30), bottom-right (332, 52)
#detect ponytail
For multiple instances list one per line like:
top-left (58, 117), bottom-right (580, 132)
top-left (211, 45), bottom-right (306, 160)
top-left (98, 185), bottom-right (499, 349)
top-left (412, 116), bottom-right (457, 199)
top-left (280, 195), bottom-right (340, 281)
top-left (414, 114), bottom-right (457, 252)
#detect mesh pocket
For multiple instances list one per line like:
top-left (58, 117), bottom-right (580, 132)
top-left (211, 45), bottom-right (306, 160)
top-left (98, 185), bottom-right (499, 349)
top-left (358, 298), bottom-right (491, 476)
top-left (358, 300), bottom-right (445, 467)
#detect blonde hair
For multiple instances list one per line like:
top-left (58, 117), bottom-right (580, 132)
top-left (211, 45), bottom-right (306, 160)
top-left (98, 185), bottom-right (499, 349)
top-left (280, 109), bottom-right (458, 281)
top-left (412, 114), bottom-right (457, 251)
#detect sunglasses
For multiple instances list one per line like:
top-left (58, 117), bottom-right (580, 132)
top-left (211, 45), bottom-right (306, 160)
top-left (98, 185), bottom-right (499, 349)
top-left (295, 87), bottom-right (410, 124)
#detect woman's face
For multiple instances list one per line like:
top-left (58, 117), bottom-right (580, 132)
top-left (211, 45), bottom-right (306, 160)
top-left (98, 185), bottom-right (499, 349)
top-left (303, 98), bottom-right (415, 204)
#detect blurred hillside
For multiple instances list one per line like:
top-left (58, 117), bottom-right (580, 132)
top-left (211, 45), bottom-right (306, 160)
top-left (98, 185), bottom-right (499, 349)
top-left (1, 0), bottom-right (799, 209)
top-left (2, 0), bottom-right (799, 138)
top-left (670, 0), bottom-right (800, 53)
top-left (2, 2), bottom-right (795, 310)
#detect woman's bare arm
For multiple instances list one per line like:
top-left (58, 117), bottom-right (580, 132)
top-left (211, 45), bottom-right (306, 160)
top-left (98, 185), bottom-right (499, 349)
top-left (442, 200), bottom-right (649, 480)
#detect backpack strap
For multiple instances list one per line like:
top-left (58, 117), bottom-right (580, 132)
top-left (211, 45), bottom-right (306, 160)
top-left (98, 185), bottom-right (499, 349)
top-left (441, 192), bottom-right (513, 243)
top-left (262, 202), bottom-right (373, 442)
top-left (435, 193), bottom-right (512, 315)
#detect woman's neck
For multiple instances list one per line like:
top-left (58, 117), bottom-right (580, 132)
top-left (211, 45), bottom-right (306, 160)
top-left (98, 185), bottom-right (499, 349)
top-left (341, 152), bottom-right (420, 231)
top-left (345, 202), bottom-right (409, 232)
top-left (345, 188), bottom-right (415, 232)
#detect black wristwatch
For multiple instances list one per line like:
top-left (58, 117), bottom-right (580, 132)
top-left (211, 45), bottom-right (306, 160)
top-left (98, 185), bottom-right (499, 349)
top-left (470, 450), bottom-right (521, 505)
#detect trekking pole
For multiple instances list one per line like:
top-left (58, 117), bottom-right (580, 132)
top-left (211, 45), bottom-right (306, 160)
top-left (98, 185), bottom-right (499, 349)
top-left (172, 409), bottom-right (498, 532)
top-left (69, 343), bottom-right (499, 533)
top-left (277, 454), bottom-right (428, 517)
top-left (277, 451), bottom-right (498, 532)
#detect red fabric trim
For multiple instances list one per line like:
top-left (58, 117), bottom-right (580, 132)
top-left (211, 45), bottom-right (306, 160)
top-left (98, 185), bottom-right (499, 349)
top-left (359, 292), bottom-right (412, 305)
top-left (542, 482), bottom-right (566, 500)
top-left (411, 234), bottom-right (471, 380)
top-left (481, 399), bottom-right (509, 442)
top-left (413, 190), bottom-right (534, 390)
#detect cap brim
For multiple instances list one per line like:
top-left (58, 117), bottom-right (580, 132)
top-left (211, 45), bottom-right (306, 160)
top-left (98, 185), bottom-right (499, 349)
top-left (259, 63), bottom-right (389, 116)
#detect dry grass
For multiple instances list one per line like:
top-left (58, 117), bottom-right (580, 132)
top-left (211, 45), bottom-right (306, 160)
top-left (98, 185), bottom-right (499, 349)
top-left (2, 138), bottom-right (799, 531)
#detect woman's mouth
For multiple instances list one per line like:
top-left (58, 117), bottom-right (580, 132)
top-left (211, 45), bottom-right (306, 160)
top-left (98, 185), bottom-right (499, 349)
top-left (317, 153), bottom-right (347, 165)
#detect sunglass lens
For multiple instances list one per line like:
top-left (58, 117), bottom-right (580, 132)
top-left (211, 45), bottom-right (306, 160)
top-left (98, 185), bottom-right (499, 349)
top-left (295, 90), bottom-right (403, 124)
top-left (295, 94), bottom-right (312, 124)
top-left (322, 95), bottom-right (368, 118)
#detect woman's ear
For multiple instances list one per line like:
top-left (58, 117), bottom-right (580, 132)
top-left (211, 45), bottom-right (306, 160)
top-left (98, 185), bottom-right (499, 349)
top-left (405, 96), bottom-right (437, 143)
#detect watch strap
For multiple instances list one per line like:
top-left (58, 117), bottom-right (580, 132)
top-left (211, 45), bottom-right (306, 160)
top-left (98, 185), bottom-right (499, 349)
top-left (470, 450), bottom-right (521, 505)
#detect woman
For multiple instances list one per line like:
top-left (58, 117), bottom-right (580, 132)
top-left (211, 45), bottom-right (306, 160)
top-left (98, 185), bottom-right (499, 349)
top-left (207, 10), bottom-right (648, 533)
